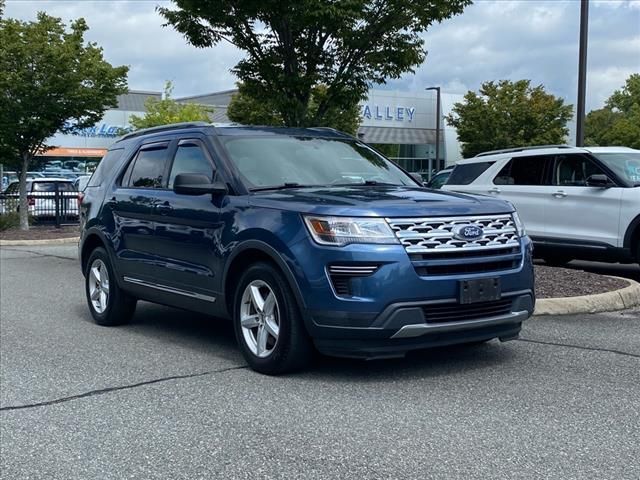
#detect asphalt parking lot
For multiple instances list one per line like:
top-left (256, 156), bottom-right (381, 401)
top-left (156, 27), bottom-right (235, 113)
top-left (1, 245), bottom-right (639, 480)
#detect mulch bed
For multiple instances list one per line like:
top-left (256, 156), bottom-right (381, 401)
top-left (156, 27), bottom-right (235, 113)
top-left (535, 264), bottom-right (628, 298)
top-left (0, 225), bottom-right (79, 241)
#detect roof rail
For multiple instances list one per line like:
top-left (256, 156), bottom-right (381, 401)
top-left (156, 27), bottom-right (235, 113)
top-left (474, 145), bottom-right (574, 157)
top-left (116, 122), bottom-right (210, 143)
top-left (308, 126), bottom-right (353, 138)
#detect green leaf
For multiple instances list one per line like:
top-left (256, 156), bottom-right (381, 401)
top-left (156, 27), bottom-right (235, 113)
top-left (0, 12), bottom-right (129, 229)
top-left (446, 79), bottom-right (574, 158)
top-left (159, 0), bottom-right (471, 129)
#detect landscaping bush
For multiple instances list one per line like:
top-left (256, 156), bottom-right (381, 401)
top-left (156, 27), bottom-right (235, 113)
top-left (0, 212), bottom-right (20, 231)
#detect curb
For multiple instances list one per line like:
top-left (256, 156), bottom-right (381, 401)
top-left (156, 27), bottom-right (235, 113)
top-left (0, 237), bottom-right (79, 246)
top-left (534, 276), bottom-right (640, 316)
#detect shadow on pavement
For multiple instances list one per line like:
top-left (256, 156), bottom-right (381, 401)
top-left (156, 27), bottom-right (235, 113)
top-left (84, 301), bottom-right (518, 380)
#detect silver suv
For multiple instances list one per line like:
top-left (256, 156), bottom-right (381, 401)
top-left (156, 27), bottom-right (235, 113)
top-left (443, 146), bottom-right (640, 265)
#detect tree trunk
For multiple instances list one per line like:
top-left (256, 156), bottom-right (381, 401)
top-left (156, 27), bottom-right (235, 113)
top-left (18, 152), bottom-right (31, 231)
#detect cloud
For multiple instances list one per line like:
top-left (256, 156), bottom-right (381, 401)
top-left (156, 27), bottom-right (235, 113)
top-left (4, 0), bottom-right (639, 111)
top-left (4, 0), bottom-right (243, 96)
top-left (393, 0), bottom-right (640, 111)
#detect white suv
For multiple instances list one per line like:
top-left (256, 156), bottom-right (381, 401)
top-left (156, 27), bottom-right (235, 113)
top-left (442, 146), bottom-right (640, 265)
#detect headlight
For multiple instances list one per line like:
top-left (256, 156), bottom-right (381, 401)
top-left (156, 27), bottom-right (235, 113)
top-left (512, 211), bottom-right (526, 236)
top-left (303, 215), bottom-right (398, 246)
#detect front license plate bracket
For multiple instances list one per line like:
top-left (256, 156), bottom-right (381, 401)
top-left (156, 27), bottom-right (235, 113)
top-left (459, 278), bottom-right (501, 304)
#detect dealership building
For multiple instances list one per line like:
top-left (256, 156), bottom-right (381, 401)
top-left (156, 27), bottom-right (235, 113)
top-left (39, 88), bottom-right (464, 175)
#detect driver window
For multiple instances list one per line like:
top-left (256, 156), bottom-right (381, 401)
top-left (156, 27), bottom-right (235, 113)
top-left (168, 141), bottom-right (214, 188)
top-left (554, 154), bottom-right (604, 186)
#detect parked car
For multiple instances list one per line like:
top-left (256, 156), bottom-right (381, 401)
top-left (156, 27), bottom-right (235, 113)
top-left (2, 178), bottom-right (79, 218)
top-left (425, 166), bottom-right (454, 189)
top-left (79, 122), bottom-right (535, 374)
top-left (74, 175), bottom-right (92, 192)
top-left (442, 145), bottom-right (640, 265)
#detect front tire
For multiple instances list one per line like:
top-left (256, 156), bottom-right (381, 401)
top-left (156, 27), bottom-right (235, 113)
top-left (85, 247), bottom-right (136, 326)
top-left (233, 262), bottom-right (312, 375)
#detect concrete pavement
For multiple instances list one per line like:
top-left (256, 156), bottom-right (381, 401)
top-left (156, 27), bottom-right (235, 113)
top-left (1, 245), bottom-right (639, 479)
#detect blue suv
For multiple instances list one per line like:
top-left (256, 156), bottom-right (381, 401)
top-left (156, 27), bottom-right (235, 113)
top-left (79, 123), bottom-right (535, 374)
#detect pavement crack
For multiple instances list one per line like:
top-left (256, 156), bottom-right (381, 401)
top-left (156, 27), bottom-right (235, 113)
top-left (0, 365), bottom-right (248, 412)
top-left (517, 338), bottom-right (640, 359)
top-left (4, 247), bottom-right (77, 262)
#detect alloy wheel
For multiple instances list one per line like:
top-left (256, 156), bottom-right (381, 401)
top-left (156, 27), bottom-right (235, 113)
top-left (88, 259), bottom-right (110, 314)
top-left (240, 280), bottom-right (280, 358)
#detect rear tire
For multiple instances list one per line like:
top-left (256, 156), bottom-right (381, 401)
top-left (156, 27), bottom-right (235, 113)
top-left (636, 241), bottom-right (640, 264)
top-left (233, 262), bottom-right (312, 375)
top-left (541, 254), bottom-right (573, 267)
top-left (85, 247), bottom-right (136, 326)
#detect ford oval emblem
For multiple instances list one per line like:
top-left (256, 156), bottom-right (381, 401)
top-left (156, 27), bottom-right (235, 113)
top-left (452, 224), bottom-right (484, 241)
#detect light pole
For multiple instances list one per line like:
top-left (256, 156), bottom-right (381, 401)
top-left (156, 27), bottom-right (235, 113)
top-left (426, 86), bottom-right (441, 176)
top-left (576, 0), bottom-right (589, 146)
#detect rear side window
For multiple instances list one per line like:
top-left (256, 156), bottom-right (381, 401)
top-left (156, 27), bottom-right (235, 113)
top-left (32, 182), bottom-right (76, 192)
top-left (87, 148), bottom-right (125, 187)
top-left (493, 156), bottom-right (550, 185)
top-left (447, 162), bottom-right (494, 185)
top-left (124, 144), bottom-right (169, 188)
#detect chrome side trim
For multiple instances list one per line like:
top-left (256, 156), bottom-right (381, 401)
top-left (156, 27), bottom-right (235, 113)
top-left (390, 310), bottom-right (529, 339)
top-left (123, 276), bottom-right (216, 303)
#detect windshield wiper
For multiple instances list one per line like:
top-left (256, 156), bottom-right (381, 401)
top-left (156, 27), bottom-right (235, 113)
top-left (249, 182), bottom-right (318, 192)
top-left (334, 180), bottom-right (399, 187)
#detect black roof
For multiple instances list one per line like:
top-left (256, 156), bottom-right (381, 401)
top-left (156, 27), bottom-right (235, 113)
top-left (115, 123), bottom-right (353, 144)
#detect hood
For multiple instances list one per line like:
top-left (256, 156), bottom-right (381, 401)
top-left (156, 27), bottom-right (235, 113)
top-left (249, 185), bottom-right (514, 217)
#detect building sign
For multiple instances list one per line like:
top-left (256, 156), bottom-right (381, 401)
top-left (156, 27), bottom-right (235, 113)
top-left (65, 122), bottom-right (132, 138)
top-left (37, 147), bottom-right (107, 157)
top-left (361, 105), bottom-right (416, 122)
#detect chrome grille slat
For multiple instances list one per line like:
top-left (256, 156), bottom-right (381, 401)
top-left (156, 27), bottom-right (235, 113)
top-left (387, 214), bottom-right (522, 276)
top-left (387, 214), bottom-right (520, 256)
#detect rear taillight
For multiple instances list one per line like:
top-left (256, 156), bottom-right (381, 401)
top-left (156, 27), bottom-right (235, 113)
top-left (78, 192), bottom-right (84, 204)
top-left (27, 196), bottom-right (35, 206)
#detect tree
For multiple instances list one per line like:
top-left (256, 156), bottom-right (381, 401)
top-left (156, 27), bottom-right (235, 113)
top-left (129, 81), bottom-right (213, 130)
top-left (446, 80), bottom-right (574, 158)
top-left (0, 13), bottom-right (128, 229)
top-left (159, 0), bottom-right (471, 129)
top-left (227, 82), bottom-right (361, 134)
top-left (585, 74), bottom-right (640, 149)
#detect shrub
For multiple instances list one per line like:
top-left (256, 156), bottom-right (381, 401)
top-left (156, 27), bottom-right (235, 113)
top-left (0, 212), bottom-right (20, 231)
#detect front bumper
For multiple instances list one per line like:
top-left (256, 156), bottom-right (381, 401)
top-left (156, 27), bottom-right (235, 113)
top-left (292, 235), bottom-right (535, 358)
top-left (310, 291), bottom-right (533, 358)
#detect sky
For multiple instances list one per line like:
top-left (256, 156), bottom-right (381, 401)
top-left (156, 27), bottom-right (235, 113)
top-left (4, 0), bottom-right (640, 112)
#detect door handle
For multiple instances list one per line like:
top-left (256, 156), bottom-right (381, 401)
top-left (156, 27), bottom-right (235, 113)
top-left (155, 201), bottom-right (173, 214)
top-left (488, 188), bottom-right (501, 194)
top-left (552, 190), bottom-right (567, 198)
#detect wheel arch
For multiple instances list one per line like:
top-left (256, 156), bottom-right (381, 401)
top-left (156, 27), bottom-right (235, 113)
top-left (623, 214), bottom-right (640, 251)
top-left (80, 228), bottom-right (113, 275)
top-left (222, 240), bottom-right (307, 319)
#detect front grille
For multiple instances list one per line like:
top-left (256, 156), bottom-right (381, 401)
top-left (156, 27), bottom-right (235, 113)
top-left (387, 214), bottom-right (519, 254)
top-left (422, 299), bottom-right (513, 323)
top-left (387, 214), bottom-right (522, 276)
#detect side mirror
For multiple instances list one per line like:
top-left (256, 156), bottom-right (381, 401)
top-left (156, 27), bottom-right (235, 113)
top-left (173, 173), bottom-right (227, 196)
top-left (586, 174), bottom-right (612, 188)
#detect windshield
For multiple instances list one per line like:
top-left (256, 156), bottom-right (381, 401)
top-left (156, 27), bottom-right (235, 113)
top-left (220, 136), bottom-right (414, 189)
top-left (592, 152), bottom-right (640, 185)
